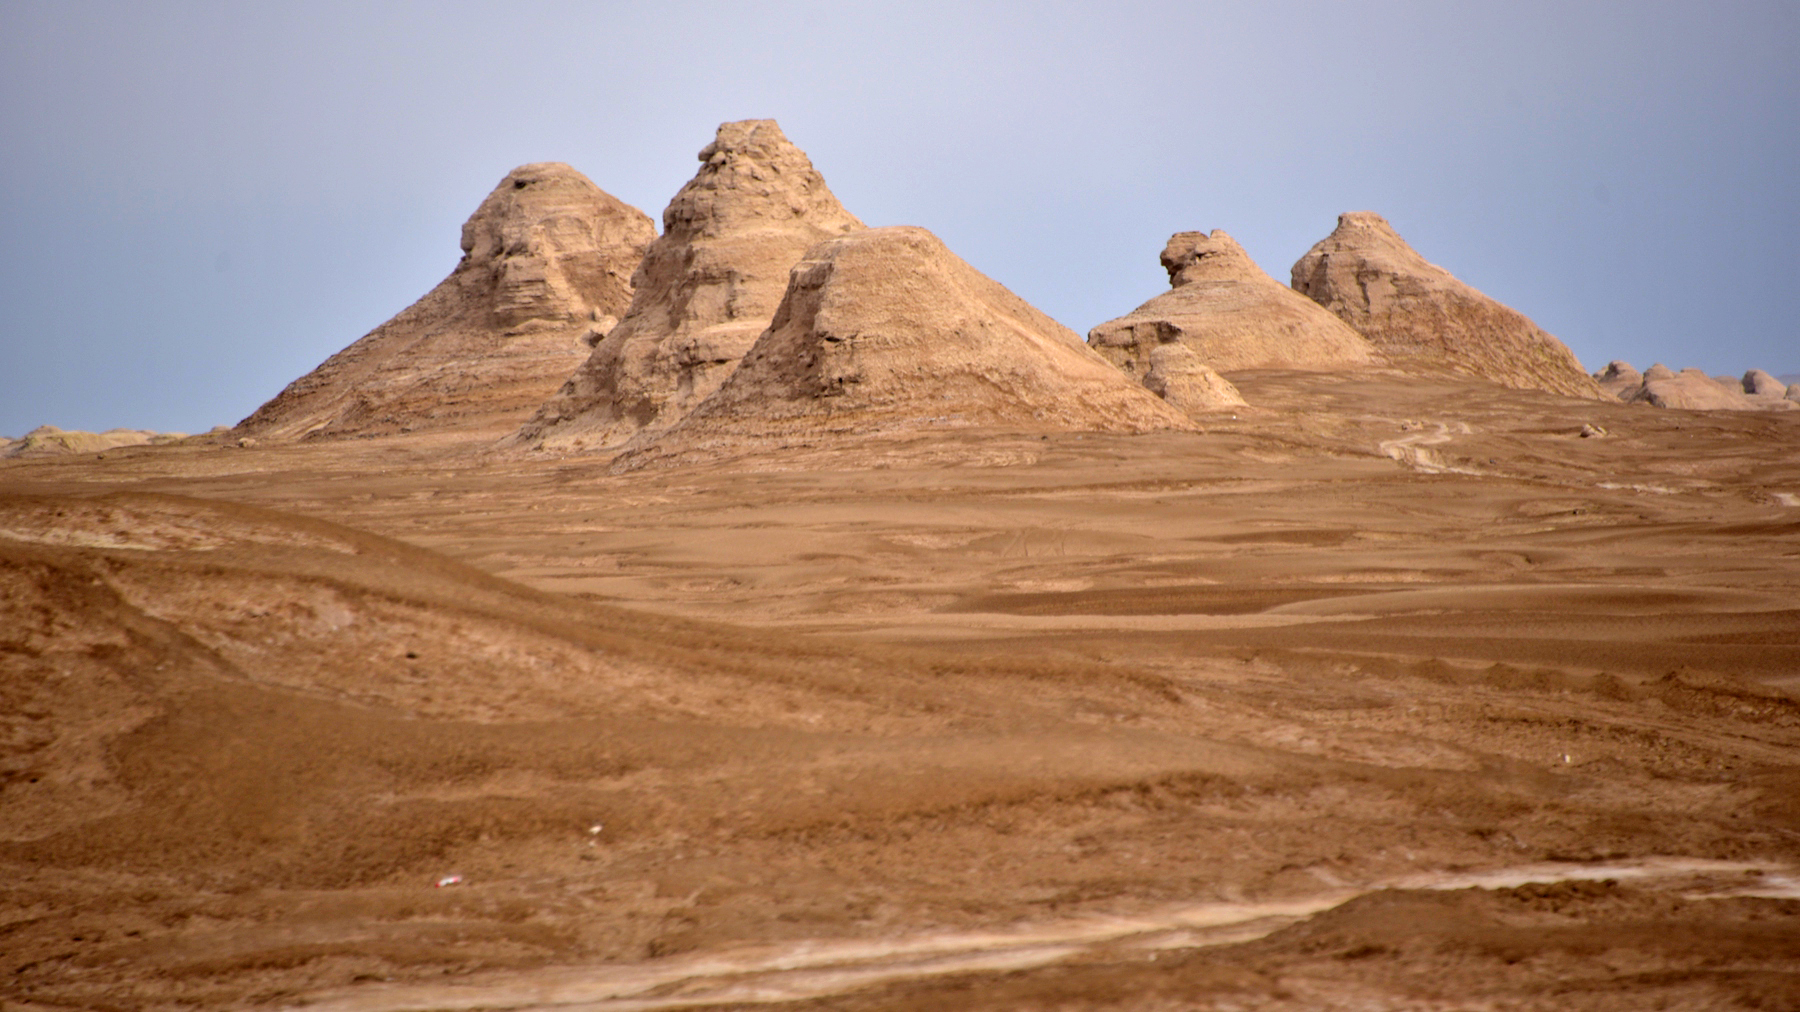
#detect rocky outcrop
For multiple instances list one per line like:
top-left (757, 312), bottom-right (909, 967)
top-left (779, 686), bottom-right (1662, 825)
top-left (1088, 231), bottom-right (1376, 392)
top-left (238, 163), bottom-right (654, 440)
top-left (3, 425), bottom-right (187, 458)
top-left (1744, 369), bottom-right (1789, 399)
top-left (639, 226), bottom-right (1194, 453)
top-left (1594, 361), bottom-right (1643, 400)
top-left (1620, 365), bottom-right (1797, 411)
top-left (517, 121), bottom-right (864, 451)
top-left (1140, 341), bottom-right (1247, 413)
top-left (1291, 212), bottom-right (1604, 400)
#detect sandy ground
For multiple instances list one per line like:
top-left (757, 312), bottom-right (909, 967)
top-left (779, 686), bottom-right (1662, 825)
top-left (2, 370), bottom-right (1797, 1010)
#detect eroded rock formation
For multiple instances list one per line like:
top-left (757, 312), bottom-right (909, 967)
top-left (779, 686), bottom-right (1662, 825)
top-left (517, 120), bottom-right (864, 451)
top-left (1292, 212), bottom-right (1604, 399)
top-left (641, 226), bottom-right (1195, 453)
top-left (238, 163), bottom-right (654, 440)
top-left (1088, 231), bottom-right (1376, 391)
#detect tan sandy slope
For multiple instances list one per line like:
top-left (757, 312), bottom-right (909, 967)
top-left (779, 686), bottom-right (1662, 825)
top-left (1292, 212), bottom-right (1605, 400)
top-left (237, 163), bottom-right (654, 440)
top-left (517, 121), bottom-right (865, 452)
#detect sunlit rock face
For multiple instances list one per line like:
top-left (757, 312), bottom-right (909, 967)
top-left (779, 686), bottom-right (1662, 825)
top-left (239, 162), bottom-right (654, 440)
top-left (1088, 230), bottom-right (1376, 388)
top-left (517, 120), bottom-right (865, 452)
top-left (1292, 212), bottom-right (1605, 400)
top-left (639, 225), bottom-right (1195, 456)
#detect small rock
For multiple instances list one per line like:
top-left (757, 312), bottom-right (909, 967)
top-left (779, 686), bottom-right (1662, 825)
top-left (1579, 423), bottom-right (1606, 438)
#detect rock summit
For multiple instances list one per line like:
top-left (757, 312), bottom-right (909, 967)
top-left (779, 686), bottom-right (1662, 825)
top-left (517, 120), bottom-right (865, 451)
top-left (1088, 231), bottom-right (1376, 393)
top-left (1291, 212), bottom-right (1604, 400)
top-left (237, 163), bottom-right (655, 439)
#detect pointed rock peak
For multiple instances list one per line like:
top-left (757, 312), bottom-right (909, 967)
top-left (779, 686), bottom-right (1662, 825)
top-left (627, 225), bottom-right (1194, 461)
top-left (458, 162), bottom-right (649, 267)
top-left (1160, 230), bottom-right (1262, 287)
top-left (1292, 211), bottom-right (1605, 400)
top-left (237, 163), bottom-right (655, 440)
top-left (515, 121), bottom-right (866, 452)
top-left (663, 119), bottom-right (862, 241)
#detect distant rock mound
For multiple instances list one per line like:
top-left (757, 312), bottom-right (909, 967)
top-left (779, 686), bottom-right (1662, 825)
top-left (517, 120), bottom-right (865, 451)
top-left (1598, 362), bottom-right (1797, 411)
top-left (1593, 361), bottom-right (1643, 399)
top-left (1621, 364), bottom-right (1797, 411)
top-left (1291, 212), bottom-right (1604, 400)
top-left (1087, 231), bottom-right (1376, 389)
top-left (238, 163), bottom-right (654, 440)
top-left (3, 425), bottom-right (187, 458)
top-left (1743, 369), bottom-right (1789, 398)
top-left (638, 226), bottom-right (1194, 454)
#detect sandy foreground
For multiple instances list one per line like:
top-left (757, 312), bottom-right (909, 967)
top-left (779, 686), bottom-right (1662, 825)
top-left (2, 370), bottom-right (1797, 1011)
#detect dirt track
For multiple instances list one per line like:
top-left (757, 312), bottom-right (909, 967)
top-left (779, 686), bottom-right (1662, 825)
top-left (3, 370), bottom-right (1797, 1010)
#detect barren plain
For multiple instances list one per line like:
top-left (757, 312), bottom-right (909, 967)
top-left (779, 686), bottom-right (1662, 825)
top-left (3, 366), bottom-right (1797, 1011)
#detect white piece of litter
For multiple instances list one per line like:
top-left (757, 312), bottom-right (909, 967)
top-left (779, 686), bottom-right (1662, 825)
top-left (436, 874), bottom-right (463, 888)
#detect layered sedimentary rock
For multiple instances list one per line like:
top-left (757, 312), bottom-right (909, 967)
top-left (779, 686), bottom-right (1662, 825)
top-left (1088, 231), bottom-right (1376, 392)
top-left (238, 163), bottom-right (654, 440)
top-left (643, 226), bottom-right (1194, 451)
top-left (1291, 212), bottom-right (1604, 399)
top-left (517, 120), bottom-right (864, 451)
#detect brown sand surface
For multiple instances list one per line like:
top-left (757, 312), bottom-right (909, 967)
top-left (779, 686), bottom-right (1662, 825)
top-left (2, 371), bottom-right (1797, 1010)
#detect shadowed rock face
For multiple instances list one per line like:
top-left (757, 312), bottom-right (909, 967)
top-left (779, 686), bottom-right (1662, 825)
top-left (639, 226), bottom-right (1194, 455)
top-left (1292, 212), bottom-right (1605, 400)
top-left (517, 120), bottom-right (865, 452)
top-left (237, 163), bottom-right (654, 440)
top-left (1087, 231), bottom-right (1376, 385)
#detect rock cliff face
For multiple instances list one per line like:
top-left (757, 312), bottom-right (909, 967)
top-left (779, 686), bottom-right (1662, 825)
top-left (1088, 231), bottom-right (1375, 389)
top-left (517, 121), bottom-right (864, 451)
top-left (237, 163), bottom-right (654, 440)
top-left (639, 226), bottom-right (1194, 454)
top-left (1291, 212), bottom-right (1604, 400)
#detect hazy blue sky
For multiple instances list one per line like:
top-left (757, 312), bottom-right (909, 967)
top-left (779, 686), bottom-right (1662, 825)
top-left (3, 1), bottom-right (1796, 435)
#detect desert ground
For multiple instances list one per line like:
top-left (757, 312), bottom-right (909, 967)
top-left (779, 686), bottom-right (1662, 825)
top-left (3, 367), bottom-right (1798, 1011)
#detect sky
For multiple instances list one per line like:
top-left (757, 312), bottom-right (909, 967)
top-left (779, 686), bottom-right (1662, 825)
top-left (2, 0), bottom-right (1796, 436)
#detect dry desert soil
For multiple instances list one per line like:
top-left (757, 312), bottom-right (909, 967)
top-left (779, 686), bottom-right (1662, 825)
top-left (4, 369), bottom-right (1799, 1011)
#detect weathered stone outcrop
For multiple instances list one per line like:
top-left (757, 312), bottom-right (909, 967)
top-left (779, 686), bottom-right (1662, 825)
top-left (1088, 231), bottom-right (1376, 393)
top-left (1292, 212), bottom-right (1604, 399)
top-left (517, 120), bottom-right (864, 451)
top-left (2, 425), bottom-right (187, 458)
top-left (1744, 369), bottom-right (1789, 399)
top-left (640, 226), bottom-right (1194, 453)
top-left (238, 163), bottom-right (654, 440)
top-left (1620, 365), bottom-right (1797, 411)
top-left (1594, 361), bottom-right (1643, 400)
